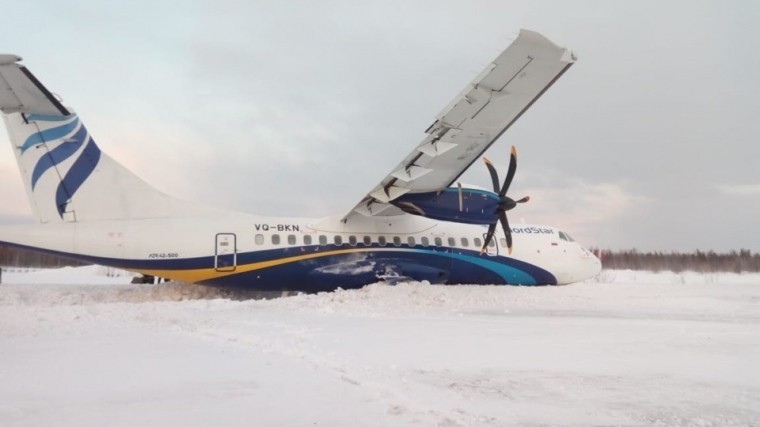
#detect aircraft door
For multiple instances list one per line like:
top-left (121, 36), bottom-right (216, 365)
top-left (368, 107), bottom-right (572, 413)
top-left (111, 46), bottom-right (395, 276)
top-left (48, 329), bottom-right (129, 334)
top-left (214, 233), bottom-right (237, 272)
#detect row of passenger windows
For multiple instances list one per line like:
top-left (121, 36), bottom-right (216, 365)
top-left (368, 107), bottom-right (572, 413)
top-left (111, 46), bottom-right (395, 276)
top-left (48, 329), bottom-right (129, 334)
top-left (254, 233), bottom-right (498, 248)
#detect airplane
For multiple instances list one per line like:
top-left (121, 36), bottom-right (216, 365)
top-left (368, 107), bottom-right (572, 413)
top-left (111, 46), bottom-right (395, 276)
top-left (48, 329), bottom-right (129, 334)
top-left (0, 29), bottom-right (601, 292)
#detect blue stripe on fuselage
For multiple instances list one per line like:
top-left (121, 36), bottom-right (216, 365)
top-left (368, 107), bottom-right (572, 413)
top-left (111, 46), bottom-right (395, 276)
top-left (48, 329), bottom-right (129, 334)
top-left (0, 240), bottom-right (556, 290)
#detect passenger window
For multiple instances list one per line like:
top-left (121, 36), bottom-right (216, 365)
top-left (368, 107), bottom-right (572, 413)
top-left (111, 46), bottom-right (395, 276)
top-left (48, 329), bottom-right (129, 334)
top-left (255, 234), bottom-right (264, 245)
top-left (421, 237), bottom-right (429, 247)
top-left (334, 235), bottom-right (343, 245)
top-left (304, 235), bottom-right (312, 245)
top-left (474, 238), bottom-right (482, 248)
top-left (363, 236), bottom-right (371, 246)
top-left (287, 235), bottom-right (296, 245)
top-left (448, 237), bottom-right (456, 247)
top-left (272, 234), bottom-right (280, 245)
top-left (434, 237), bottom-right (442, 246)
top-left (349, 235), bottom-right (357, 246)
top-left (378, 235), bottom-right (387, 246)
top-left (393, 236), bottom-right (402, 247)
top-left (461, 237), bottom-right (469, 247)
top-left (319, 235), bottom-right (327, 245)
top-left (488, 239), bottom-right (495, 248)
top-left (407, 236), bottom-right (416, 246)
top-left (500, 238), bottom-right (507, 247)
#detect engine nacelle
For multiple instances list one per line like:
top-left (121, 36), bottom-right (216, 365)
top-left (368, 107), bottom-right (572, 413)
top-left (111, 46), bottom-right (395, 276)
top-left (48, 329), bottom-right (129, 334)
top-left (391, 187), bottom-right (500, 225)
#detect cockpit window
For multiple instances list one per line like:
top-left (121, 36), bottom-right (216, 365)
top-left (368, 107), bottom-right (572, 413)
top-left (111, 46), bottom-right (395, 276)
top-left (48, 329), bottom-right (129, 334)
top-left (558, 231), bottom-right (575, 242)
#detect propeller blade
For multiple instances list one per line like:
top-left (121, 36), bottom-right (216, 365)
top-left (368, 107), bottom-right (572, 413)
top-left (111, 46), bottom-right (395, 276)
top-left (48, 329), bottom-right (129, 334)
top-left (515, 196), bottom-right (530, 204)
top-left (480, 222), bottom-right (497, 255)
top-left (499, 211), bottom-right (513, 254)
top-left (482, 157), bottom-right (500, 193)
top-left (457, 182), bottom-right (463, 212)
top-left (500, 146), bottom-right (518, 196)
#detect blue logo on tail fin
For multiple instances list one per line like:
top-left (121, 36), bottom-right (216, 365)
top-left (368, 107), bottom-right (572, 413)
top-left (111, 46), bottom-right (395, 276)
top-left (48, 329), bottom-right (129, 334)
top-left (31, 123), bottom-right (88, 189)
top-left (21, 116), bottom-right (79, 153)
top-left (55, 140), bottom-right (101, 217)
top-left (23, 114), bottom-right (102, 218)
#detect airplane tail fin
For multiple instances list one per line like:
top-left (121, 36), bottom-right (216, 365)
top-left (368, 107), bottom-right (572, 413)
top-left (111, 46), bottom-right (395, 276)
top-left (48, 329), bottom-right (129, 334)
top-left (0, 55), bottom-right (203, 223)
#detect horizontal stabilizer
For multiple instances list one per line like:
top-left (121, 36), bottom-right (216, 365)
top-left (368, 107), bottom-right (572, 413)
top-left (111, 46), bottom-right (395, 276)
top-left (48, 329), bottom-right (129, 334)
top-left (0, 56), bottom-right (220, 224)
top-left (0, 55), bottom-right (69, 116)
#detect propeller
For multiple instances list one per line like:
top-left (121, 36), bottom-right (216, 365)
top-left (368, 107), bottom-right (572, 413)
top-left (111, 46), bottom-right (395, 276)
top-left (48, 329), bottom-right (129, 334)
top-left (481, 146), bottom-right (530, 255)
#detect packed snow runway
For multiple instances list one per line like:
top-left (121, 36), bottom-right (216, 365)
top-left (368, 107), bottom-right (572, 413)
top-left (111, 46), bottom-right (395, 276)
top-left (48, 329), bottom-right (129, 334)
top-left (1, 268), bottom-right (758, 426)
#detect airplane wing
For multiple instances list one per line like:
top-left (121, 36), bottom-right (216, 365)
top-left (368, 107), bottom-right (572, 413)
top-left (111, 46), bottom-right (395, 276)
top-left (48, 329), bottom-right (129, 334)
top-left (344, 29), bottom-right (575, 221)
top-left (0, 55), bottom-right (70, 116)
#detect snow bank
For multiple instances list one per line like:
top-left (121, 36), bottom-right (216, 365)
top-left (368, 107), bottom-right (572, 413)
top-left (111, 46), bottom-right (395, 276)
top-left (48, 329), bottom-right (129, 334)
top-left (0, 267), bottom-right (758, 426)
top-left (594, 269), bottom-right (760, 285)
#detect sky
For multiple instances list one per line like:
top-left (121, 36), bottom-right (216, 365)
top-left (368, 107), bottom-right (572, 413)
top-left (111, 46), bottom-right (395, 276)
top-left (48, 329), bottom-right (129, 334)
top-left (0, 0), bottom-right (758, 252)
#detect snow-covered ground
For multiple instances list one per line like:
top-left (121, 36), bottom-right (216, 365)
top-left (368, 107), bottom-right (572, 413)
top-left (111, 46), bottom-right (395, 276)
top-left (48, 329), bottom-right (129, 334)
top-left (0, 267), bottom-right (758, 426)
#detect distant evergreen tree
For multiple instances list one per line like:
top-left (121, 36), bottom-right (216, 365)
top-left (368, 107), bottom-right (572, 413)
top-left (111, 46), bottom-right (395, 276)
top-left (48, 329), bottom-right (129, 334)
top-left (594, 248), bottom-right (760, 272)
top-left (0, 247), bottom-right (90, 268)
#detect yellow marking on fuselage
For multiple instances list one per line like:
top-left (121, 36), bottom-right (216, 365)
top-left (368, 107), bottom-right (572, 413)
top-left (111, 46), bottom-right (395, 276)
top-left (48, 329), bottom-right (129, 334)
top-left (133, 247), bottom-right (413, 284)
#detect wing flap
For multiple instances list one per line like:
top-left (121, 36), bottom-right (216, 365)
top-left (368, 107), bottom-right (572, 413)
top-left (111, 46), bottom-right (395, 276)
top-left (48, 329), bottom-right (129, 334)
top-left (343, 30), bottom-right (575, 221)
top-left (391, 165), bottom-right (433, 183)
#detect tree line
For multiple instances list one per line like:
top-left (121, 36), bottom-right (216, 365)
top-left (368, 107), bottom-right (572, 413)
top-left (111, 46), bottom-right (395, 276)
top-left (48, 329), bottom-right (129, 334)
top-left (0, 246), bottom-right (89, 269)
top-left (594, 249), bottom-right (760, 273)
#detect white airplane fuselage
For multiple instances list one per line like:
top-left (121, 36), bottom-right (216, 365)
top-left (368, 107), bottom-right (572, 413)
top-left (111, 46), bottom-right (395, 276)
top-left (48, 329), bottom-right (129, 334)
top-left (0, 211), bottom-right (600, 290)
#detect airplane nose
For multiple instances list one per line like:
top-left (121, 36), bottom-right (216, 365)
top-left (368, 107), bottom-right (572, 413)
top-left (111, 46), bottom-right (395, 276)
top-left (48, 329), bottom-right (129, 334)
top-left (556, 247), bottom-right (602, 284)
top-left (587, 252), bottom-right (602, 278)
top-left (578, 248), bottom-right (602, 280)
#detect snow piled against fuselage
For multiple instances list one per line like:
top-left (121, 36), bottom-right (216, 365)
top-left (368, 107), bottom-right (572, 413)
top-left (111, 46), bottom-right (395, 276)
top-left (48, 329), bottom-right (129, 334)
top-left (0, 266), bottom-right (758, 318)
top-left (2, 264), bottom-right (758, 288)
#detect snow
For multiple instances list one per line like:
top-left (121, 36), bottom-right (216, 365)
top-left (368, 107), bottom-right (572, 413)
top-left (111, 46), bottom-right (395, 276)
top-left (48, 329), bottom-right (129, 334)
top-left (1, 267), bottom-right (759, 426)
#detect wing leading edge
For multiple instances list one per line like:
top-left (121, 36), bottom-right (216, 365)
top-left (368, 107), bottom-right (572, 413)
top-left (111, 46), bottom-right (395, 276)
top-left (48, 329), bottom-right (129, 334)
top-left (344, 29), bottom-right (575, 221)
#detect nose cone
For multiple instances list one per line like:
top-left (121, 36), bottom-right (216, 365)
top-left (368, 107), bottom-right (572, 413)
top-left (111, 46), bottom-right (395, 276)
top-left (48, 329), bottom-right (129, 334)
top-left (583, 251), bottom-right (602, 280)
top-left (569, 247), bottom-right (602, 283)
top-left (552, 247), bottom-right (603, 285)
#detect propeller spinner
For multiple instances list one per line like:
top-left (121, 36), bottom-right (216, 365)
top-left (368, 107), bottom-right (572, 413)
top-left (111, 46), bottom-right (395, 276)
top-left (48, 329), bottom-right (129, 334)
top-left (481, 146), bottom-right (530, 255)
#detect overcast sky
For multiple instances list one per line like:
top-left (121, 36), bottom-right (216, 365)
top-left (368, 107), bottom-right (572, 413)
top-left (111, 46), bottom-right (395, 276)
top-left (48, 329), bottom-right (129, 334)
top-left (1, 1), bottom-right (758, 252)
